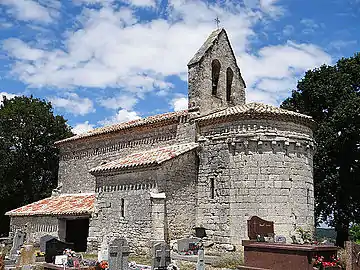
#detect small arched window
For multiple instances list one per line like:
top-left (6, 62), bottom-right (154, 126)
top-left (226, 67), bottom-right (233, 102)
top-left (212, 59), bottom-right (221, 96)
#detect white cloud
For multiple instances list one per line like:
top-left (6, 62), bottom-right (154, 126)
top-left (241, 41), bottom-right (332, 105)
top-left (99, 109), bottom-right (141, 126)
top-left (0, 0), bottom-right (59, 23)
top-left (0, 91), bottom-right (17, 105)
top-left (72, 121), bottom-right (95, 135)
top-left (3, 38), bottom-right (45, 61)
top-left (1, 1), bottom-right (257, 94)
top-left (126, 0), bottom-right (156, 7)
top-left (49, 93), bottom-right (95, 116)
top-left (1, 0), bottom-right (332, 109)
top-left (98, 94), bottom-right (138, 110)
top-left (170, 95), bottom-right (188, 111)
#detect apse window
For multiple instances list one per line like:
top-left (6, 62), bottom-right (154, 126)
top-left (212, 59), bottom-right (221, 95)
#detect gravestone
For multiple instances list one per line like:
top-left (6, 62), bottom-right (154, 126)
top-left (196, 247), bottom-right (205, 270)
top-left (40, 235), bottom-right (57, 253)
top-left (108, 237), bottom-right (130, 270)
top-left (247, 216), bottom-right (274, 240)
top-left (15, 244), bottom-right (36, 268)
top-left (10, 230), bottom-right (26, 259)
top-left (177, 237), bottom-right (201, 254)
top-left (152, 242), bottom-right (171, 270)
top-left (45, 238), bottom-right (74, 263)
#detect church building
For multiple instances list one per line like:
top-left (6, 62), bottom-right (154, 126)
top-left (6, 28), bottom-right (315, 253)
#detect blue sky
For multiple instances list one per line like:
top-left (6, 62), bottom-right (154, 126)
top-left (0, 0), bottom-right (359, 134)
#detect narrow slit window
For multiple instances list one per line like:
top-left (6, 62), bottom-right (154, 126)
top-left (210, 178), bottom-right (215, 199)
top-left (212, 59), bottom-right (221, 95)
top-left (226, 67), bottom-right (233, 102)
top-left (120, 198), bottom-right (125, 217)
top-left (306, 188), bottom-right (310, 204)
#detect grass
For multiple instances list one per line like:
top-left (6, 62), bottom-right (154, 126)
top-left (128, 254), bottom-right (152, 265)
top-left (80, 252), bottom-right (98, 260)
top-left (210, 253), bottom-right (243, 269)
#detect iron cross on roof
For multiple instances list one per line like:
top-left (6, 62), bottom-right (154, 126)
top-left (215, 16), bottom-right (220, 28)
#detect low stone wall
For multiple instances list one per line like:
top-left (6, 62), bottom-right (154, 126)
top-left (10, 216), bottom-right (59, 244)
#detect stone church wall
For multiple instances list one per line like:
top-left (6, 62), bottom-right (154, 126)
top-left (87, 169), bottom-right (157, 254)
top-left (87, 150), bottom-right (198, 254)
top-left (10, 216), bottom-right (59, 243)
top-left (58, 122), bottom-right (195, 194)
top-left (158, 151), bottom-right (199, 242)
top-left (198, 119), bottom-right (314, 249)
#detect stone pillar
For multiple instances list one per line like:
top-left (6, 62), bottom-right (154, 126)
top-left (151, 193), bottom-right (166, 242)
top-left (57, 219), bottom-right (66, 242)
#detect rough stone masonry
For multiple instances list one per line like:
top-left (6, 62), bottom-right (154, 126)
top-left (6, 28), bottom-right (315, 254)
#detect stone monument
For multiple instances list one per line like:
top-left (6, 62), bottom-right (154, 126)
top-left (152, 242), bottom-right (171, 270)
top-left (108, 237), bottom-right (130, 270)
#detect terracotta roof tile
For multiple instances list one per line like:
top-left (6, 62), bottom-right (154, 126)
top-left (90, 142), bottom-right (198, 174)
top-left (198, 102), bottom-right (313, 125)
top-left (55, 110), bottom-right (188, 145)
top-left (5, 194), bottom-right (95, 217)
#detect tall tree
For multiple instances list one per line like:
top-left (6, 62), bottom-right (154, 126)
top-left (0, 96), bottom-right (73, 235)
top-left (281, 53), bottom-right (360, 247)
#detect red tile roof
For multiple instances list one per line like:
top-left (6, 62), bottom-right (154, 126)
top-left (5, 194), bottom-right (95, 217)
top-left (55, 110), bottom-right (188, 145)
top-left (90, 142), bottom-right (198, 174)
top-left (199, 102), bottom-right (314, 127)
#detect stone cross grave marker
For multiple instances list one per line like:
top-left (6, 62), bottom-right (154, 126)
top-left (40, 235), bottom-right (57, 253)
top-left (152, 242), bottom-right (171, 270)
top-left (247, 216), bottom-right (274, 240)
top-left (108, 237), bottom-right (130, 270)
top-left (10, 230), bottom-right (25, 259)
top-left (196, 246), bottom-right (205, 270)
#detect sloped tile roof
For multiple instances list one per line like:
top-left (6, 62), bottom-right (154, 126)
top-left (188, 28), bottom-right (224, 66)
top-left (55, 110), bottom-right (188, 145)
top-left (198, 102), bottom-right (314, 126)
top-left (5, 194), bottom-right (95, 217)
top-left (90, 142), bottom-right (198, 174)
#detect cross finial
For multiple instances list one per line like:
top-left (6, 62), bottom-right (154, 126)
top-left (215, 16), bottom-right (220, 29)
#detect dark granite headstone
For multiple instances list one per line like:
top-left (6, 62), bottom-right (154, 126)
top-left (247, 216), bottom-right (274, 240)
top-left (108, 237), bottom-right (130, 270)
top-left (40, 235), bottom-right (57, 253)
top-left (152, 242), bottom-right (171, 270)
top-left (45, 238), bottom-right (74, 263)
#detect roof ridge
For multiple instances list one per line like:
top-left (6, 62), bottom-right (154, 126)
top-left (188, 28), bottom-right (225, 66)
top-left (55, 109), bottom-right (188, 145)
top-left (90, 142), bottom-right (199, 174)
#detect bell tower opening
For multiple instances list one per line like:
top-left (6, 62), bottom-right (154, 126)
top-left (212, 59), bottom-right (221, 96)
top-left (226, 67), bottom-right (234, 102)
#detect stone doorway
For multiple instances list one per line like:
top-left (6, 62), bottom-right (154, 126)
top-left (65, 218), bottom-right (89, 252)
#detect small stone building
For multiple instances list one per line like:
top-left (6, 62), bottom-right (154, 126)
top-left (6, 28), bottom-right (315, 253)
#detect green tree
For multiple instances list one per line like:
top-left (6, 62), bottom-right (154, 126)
top-left (281, 53), bottom-right (360, 247)
top-left (0, 96), bottom-right (73, 235)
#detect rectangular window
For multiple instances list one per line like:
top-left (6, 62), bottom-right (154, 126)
top-left (120, 198), bottom-right (125, 217)
top-left (307, 188), bottom-right (310, 204)
top-left (210, 178), bottom-right (215, 199)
